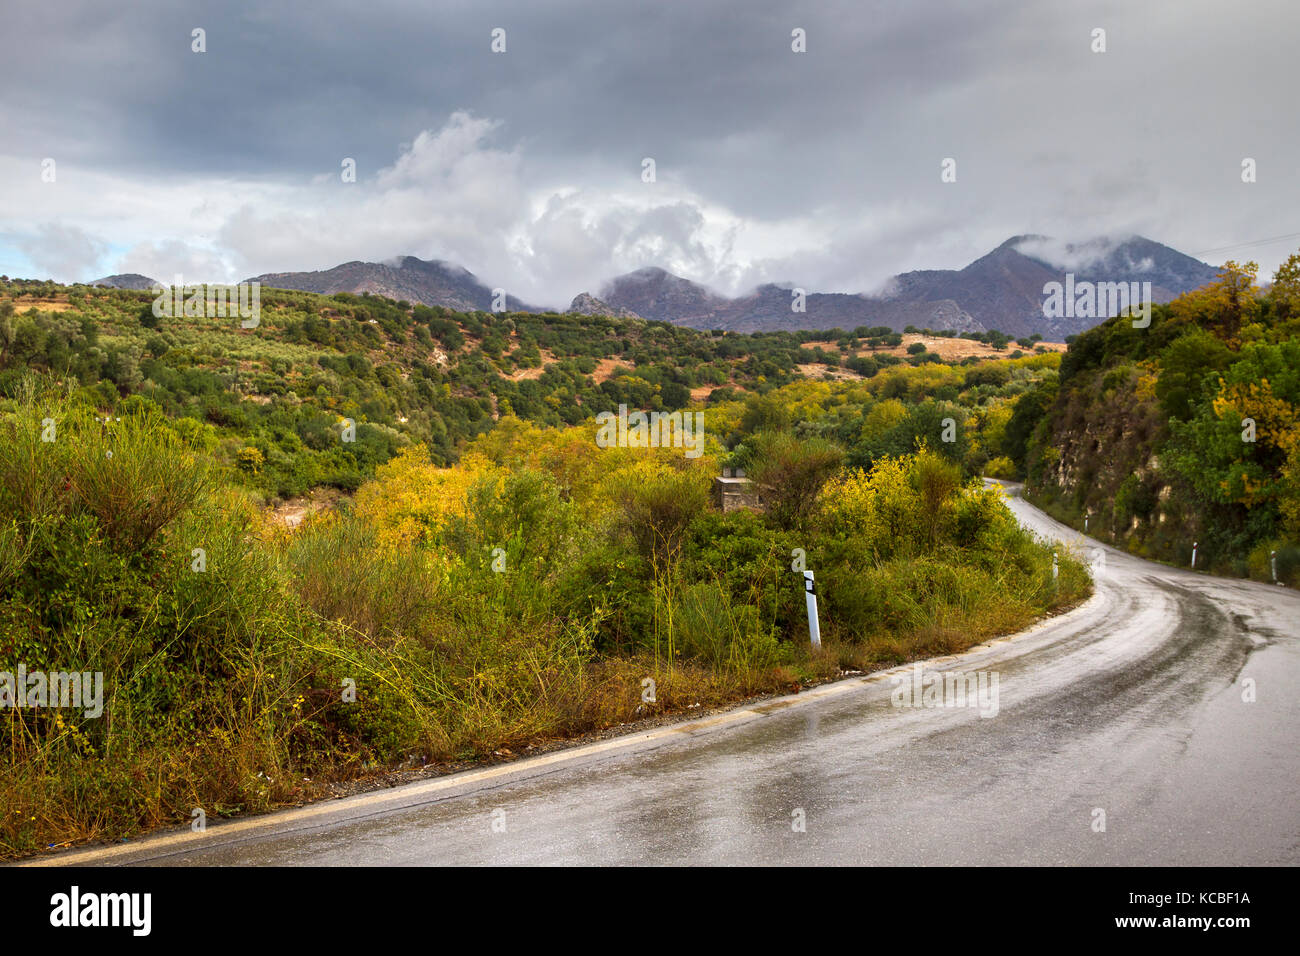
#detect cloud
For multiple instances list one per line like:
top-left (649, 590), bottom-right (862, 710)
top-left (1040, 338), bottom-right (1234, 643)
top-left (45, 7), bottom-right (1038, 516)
top-left (116, 240), bottom-right (233, 285)
top-left (1, 0), bottom-right (1298, 292)
top-left (16, 223), bottom-right (107, 280)
top-left (217, 111), bottom-right (529, 282)
top-left (213, 113), bottom-right (890, 306)
top-left (1011, 236), bottom-right (1169, 276)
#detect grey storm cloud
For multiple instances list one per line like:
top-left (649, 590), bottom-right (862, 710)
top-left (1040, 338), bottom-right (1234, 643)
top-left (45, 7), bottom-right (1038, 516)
top-left (16, 223), bottom-right (107, 279)
top-left (0, 0), bottom-right (1297, 303)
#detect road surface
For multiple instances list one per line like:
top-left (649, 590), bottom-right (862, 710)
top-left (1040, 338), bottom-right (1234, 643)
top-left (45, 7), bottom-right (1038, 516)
top-left (33, 482), bottom-right (1300, 866)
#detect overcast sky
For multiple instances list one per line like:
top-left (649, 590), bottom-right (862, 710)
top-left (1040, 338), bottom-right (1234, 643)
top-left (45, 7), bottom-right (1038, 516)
top-left (1, 0), bottom-right (1295, 308)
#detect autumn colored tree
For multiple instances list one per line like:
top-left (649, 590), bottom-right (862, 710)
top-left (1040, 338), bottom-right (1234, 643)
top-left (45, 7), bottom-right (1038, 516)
top-left (1167, 260), bottom-right (1260, 345)
top-left (1168, 340), bottom-right (1300, 512)
top-left (1270, 252), bottom-right (1300, 322)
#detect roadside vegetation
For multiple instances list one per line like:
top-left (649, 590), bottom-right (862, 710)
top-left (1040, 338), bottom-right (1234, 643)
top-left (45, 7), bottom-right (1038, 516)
top-left (1001, 254), bottom-right (1300, 584)
top-left (0, 350), bottom-right (1087, 856)
top-left (6, 251), bottom-right (1294, 859)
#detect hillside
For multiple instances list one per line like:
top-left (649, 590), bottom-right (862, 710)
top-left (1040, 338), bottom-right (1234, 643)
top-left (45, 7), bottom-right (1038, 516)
top-left (888, 235), bottom-right (1220, 341)
top-left (598, 269), bottom-right (981, 335)
top-left (247, 256), bottom-right (539, 313)
top-left (227, 234), bottom-right (1218, 342)
top-left (89, 273), bottom-right (160, 290)
top-left (0, 278), bottom-right (1048, 502)
top-left (0, 275), bottom-right (1083, 858)
top-left (1005, 254), bottom-right (1300, 582)
top-left (566, 292), bottom-right (641, 319)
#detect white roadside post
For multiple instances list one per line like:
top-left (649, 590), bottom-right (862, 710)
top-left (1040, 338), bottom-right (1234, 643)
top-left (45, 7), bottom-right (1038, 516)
top-left (1272, 550), bottom-right (1278, 585)
top-left (803, 570), bottom-right (821, 648)
top-left (1191, 541), bottom-right (1198, 569)
top-left (1052, 551), bottom-right (1058, 583)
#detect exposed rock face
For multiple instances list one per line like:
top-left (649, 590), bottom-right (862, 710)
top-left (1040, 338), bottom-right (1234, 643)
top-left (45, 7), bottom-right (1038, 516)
top-left (566, 292), bottom-right (641, 319)
top-left (597, 267), bottom-right (729, 325)
top-left (884, 235), bottom-right (1219, 340)
top-left (597, 236), bottom-right (1218, 340)
top-left (247, 257), bottom-right (538, 313)
top-left (88, 273), bottom-right (161, 290)
top-left (241, 234), bottom-right (1218, 341)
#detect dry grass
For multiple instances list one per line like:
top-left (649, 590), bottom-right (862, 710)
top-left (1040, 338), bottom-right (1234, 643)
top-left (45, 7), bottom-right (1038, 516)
top-left (507, 348), bottom-right (558, 380)
top-left (796, 363), bottom-right (863, 381)
top-left (6, 298), bottom-right (75, 313)
top-left (802, 333), bottom-right (1067, 363)
top-left (591, 357), bottom-right (633, 383)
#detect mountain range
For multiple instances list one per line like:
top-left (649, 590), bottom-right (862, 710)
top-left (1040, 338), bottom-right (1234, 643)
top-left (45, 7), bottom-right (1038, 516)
top-left (590, 236), bottom-right (1218, 339)
top-left (93, 235), bottom-right (1222, 341)
top-left (247, 256), bottom-right (537, 314)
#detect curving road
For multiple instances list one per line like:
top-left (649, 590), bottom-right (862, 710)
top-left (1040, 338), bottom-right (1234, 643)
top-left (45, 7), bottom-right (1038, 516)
top-left (33, 482), bottom-right (1300, 866)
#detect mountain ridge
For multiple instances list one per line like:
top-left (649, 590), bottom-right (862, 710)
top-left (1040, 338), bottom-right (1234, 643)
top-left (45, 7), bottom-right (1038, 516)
top-left (89, 273), bottom-right (161, 290)
top-left (246, 257), bottom-right (538, 314)
top-left (234, 235), bottom-right (1219, 341)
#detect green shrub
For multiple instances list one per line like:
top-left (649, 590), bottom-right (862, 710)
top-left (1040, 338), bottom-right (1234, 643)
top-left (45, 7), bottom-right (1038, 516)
top-left (674, 581), bottom-right (787, 673)
top-left (742, 430), bottom-right (845, 530)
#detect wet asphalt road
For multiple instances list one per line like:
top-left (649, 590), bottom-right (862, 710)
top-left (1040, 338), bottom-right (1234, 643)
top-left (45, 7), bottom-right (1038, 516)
top-left (41, 483), bottom-right (1300, 866)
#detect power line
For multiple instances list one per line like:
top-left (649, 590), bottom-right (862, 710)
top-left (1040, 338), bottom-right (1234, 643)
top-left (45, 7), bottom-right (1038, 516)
top-left (1194, 232), bottom-right (1300, 258)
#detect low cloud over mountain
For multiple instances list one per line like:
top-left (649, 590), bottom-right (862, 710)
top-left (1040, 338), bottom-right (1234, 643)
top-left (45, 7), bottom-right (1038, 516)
top-left (248, 234), bottom-right (1218, 341)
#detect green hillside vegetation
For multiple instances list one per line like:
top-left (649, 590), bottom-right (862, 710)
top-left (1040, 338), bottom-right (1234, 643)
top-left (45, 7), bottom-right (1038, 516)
top-left (1, 280), bottom-right (1029, 502)
top-left (0, 281), bottom-right (1087, 856)
top-left (1005, 254), bottom-right (1300, 583)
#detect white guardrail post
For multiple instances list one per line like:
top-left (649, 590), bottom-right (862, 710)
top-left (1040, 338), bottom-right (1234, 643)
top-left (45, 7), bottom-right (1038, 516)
top-left (803, 570), bottom-right (821, 648)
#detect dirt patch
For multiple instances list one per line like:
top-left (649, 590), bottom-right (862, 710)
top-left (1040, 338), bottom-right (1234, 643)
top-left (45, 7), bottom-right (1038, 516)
top-left (269, 487), bottom-right (345, 529)
top-left (508, 349), bottom-right (557, 381)
top-left (802, 333), bottom-right (1066, 363)
top-left (592, 357), bottom-right (633, 383)
top-left (7, 298), bottom-right (73, 313)
top-left (796, 363), bottom-right (862, 381)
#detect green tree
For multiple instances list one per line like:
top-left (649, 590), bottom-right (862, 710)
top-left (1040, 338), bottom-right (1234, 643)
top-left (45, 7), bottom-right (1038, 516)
top-left (742, 430), bottom-right (845, 530)
top-left (1155, 329), bottom-right (1233, 420)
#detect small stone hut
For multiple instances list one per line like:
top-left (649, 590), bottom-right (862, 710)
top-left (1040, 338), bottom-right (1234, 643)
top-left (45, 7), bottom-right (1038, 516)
top-left (713, 467), bottom-right (763, 512)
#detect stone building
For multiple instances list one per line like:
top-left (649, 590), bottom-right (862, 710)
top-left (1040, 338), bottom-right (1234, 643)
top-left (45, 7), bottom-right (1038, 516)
top-left (713, 467), bottom-right (763, 512)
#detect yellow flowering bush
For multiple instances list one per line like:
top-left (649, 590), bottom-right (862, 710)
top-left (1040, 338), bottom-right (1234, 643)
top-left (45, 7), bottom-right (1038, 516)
top-left (355, 445), bottom-right (502, 548)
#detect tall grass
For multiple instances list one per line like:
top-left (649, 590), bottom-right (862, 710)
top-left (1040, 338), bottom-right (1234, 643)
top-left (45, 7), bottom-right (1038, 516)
top-left (0, 383), bottom-right (1090, 859)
